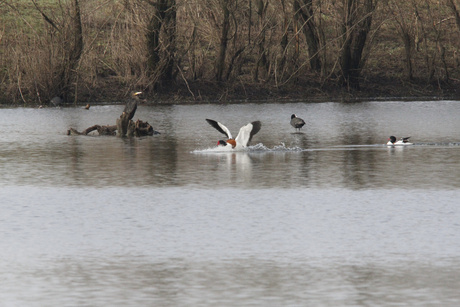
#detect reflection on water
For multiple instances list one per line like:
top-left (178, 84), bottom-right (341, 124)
top-left (1, 100), bottom-right (460, 306)
top-left (2, 101), bottom-right (460, 189)
top-left (2, 137), bottom-right (460, 189)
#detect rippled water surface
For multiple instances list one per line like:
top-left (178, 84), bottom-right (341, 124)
top-left (1, 100), bottom-right (460, 306)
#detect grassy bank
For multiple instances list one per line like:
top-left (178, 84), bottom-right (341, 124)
top-left (1, 0), bottom-right (459, 105)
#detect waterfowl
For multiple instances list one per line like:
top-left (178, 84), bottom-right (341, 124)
top-left (206, 119), bottom-right (261, 150)
top-left (123, 91), bottom-right (142, 121)
top-left (290, 114), bottom-right (305, 131)
top-left (132, 91), bottom-right (143, 104)
top-left (50, 96), bottom-right (63, 107)
top-left (387, 136), bottom-right (412, 145)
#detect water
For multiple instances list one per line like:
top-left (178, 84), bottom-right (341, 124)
top-left (1, 100), bottom-right (460, 306)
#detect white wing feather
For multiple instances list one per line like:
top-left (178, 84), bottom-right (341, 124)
top-left (217, 122), bottom-right (232, 139)
top-left (206, 119), bottom-right (233, 139)
top-left (235, 123), bottom-right (253, 148)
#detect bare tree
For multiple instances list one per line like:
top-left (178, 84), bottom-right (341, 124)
top-left (387, 1), bottom-right (416, 80)
top-left (253, 0), bottom-right (268, 81)
top-left (32, 0), bottom-right (83, 103)
top-left (1, 0), bottom-right (460, 104)
top-left (447, 0), bottom-right (460, 33)
top-left (339, 0), bottom-right (376, 89)
top-left (215, 0), bottom-right (231, 81)
top-left (294, 0), bottom-right (321, 71)
top-left (146, 0), bottom-right (177, 85)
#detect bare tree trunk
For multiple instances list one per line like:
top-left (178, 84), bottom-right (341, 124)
top-left (53, 0), bottom-right (83, 103)
top-left (339, 0), bottom-right (375, 90)
top-left (294, 0), bottom-right (321, 71)
top-left (389, 1), bottom-right (415, 80)
top-left (147, 10), bottom-right (161, 76)
top-left (278, 0), bottom-right (289, 75)
top-left (216, 0), bottom-right (230, 81)
top-left (67, 0), bottom-right (83, 104)
top-left (146, 0), bottom-right (177, 84)
top-left (253, 0), bottom-right (268, 81)
top-left (402, 32), bottom-right (414, 80)
top-left (163, 0), bottom-right (176, 80)
top-left (430, 15), bottom-right (449, 83)
top-left (248, 0), bottom-right (252, 45)
top-left (447, 0), bottom-right (460, 33)
top-left (413, 0), bottom-right (448, 83)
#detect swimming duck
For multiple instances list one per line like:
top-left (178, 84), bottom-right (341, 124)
top-left (290, 114), bottom-right (306, 131)
top-left (206, 119), bottom-right (261, 150)
top-left (387, 136), bottom-right (412, 145)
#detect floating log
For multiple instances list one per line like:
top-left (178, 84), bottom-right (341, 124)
top-left (134, 119), bottom-right (158, 136)
top-left (67, 92), bottom-right (159, 137)
top-left (67, 124), bottom-right (117, 136)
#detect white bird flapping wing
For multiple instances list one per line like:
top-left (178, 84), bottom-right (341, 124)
top-left (235, 121), bottom-right (261, 148)
top-left (206, 119), bottom-right (233, 139)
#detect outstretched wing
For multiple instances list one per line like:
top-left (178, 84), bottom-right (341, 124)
top-left (206, 119), bottom-right (232, 139)
top-left (235, 121), bottom-right (261, 148)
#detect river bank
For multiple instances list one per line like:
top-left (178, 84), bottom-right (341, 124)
top-left (144, 77), bottom-right (460, 104)
top-left (42, 78), bottom-right (460, 106)
top-left (2, 75), bottom-right (459, 107)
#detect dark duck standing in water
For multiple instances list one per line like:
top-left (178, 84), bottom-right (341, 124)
top-left (290, 114), bottom-right (306, 132)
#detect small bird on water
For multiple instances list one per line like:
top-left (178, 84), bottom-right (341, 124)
top-left (290, 114), bottom-right (306, 132)
top-left (387, 136), bottom-right (412, 146)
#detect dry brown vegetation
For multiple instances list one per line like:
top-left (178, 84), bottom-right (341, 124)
top-left (1, 0), bottom-right (459, 105)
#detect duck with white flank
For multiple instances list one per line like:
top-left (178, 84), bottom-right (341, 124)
top-left (290, 114), bottom-right (306, 132)
top-left (387, 136), bottom-right (413, 146)
top-left (206, 119), bottom-right (261, 150)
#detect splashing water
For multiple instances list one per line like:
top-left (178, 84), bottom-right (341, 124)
top-left (192, 142), bottom-right (304, 154)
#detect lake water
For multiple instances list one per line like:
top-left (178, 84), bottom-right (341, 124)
top-left (1, 100), bottom-right (460, 306)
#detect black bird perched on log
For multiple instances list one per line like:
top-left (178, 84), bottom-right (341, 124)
top-left (290, 114), bottom-right (306, 132)
top-left (123, 91), bottom-right (142, 121)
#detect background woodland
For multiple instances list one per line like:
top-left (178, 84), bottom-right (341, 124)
top-left (1, 0), bottom-right (460, 105)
